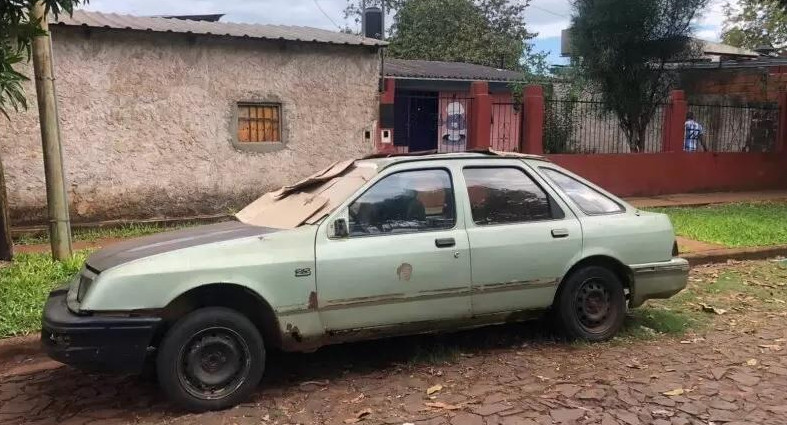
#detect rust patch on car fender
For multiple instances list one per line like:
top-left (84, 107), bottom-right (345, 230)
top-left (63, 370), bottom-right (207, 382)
top-left (308, 291), bottom-right (319, 310)
top-left (285, 323), bottom-right (303, 342)
top-left (396, 263), bottom-right (413, 281)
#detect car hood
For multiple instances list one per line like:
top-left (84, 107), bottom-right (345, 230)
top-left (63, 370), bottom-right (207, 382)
top-left (86, 221), bottom-right (279, 272)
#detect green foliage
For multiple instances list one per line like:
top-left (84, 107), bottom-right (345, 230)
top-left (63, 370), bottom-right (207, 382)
top-left (0, 0), bottom-right (87, 118)
top-left (570, 0), bottom-right (706, 152)
top-left (722, 0), bottom-right (787, 54)
top-left (347, 0), bottom-right (542, 72)
top-left (652, 202), bottom-right (787, 247)
top-left (0, 250), bottom-right (89, 337)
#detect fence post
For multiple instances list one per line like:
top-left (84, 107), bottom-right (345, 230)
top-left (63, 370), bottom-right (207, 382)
top-left (469, 81), bottom-right (492, 150)
top-left (377, 77), bottom-right (396, 153)
top-left (521, 85), bottom-right (544, 155)
top-left (777, 91), bottom-right (787, 153)
top-left (661, 90), bottom-right (687, 152)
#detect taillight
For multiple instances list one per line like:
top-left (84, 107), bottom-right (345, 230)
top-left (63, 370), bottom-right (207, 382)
top-left (672, 240), bottom-right (679, 256)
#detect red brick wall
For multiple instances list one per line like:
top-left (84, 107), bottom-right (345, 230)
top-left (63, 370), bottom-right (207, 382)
top-left (682, 67), bottom-right (787, 103)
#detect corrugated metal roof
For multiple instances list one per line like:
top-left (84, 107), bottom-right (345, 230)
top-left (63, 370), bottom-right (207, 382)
top-left (51, 10), bottom-right (386, 47)
top-left (385, 58), bottom-right (525, 82)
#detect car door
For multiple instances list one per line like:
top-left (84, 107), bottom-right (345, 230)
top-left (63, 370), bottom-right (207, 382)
top-left (458, 161), bottom-right (582, 316)
top-left (314, 165), bottom-right (472, 331)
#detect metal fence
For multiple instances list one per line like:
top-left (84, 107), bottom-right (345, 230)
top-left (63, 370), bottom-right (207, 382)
top-left (491, 102), bottom-right (522, 152)
top-left (687, 103), bottom-right (779, 152)
top-left (543, 99), bottom-right (666, 154)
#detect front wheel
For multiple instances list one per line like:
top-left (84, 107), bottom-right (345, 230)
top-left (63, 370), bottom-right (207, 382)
top-left (555, 266), bottom-right (626, 341)
top-left (156, 307), bottom-right (265, 411)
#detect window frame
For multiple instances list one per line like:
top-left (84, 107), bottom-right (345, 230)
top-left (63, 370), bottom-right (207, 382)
top-left (538, 167), bottom-right (625, 216)
top-left (231, 101), bottom-right (286, 153)
top-left (344, 167), bottom-right (458, 239)
top-left (461, 165), bottom-right (565, 227)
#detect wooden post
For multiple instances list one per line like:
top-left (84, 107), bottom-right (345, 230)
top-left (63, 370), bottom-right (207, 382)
top-left (31, 1), bottom-right (72, 260)
top-left (0, 157), bottom-right (12, 261)
top-left (521, 85), bottom-right (544, 154)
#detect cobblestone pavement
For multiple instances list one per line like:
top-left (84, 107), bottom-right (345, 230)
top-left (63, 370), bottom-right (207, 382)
top-left (2, 262), bottom-right (787, 425)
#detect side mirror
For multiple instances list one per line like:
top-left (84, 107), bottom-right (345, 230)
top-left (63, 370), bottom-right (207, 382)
top-left (333, 218), bottom-right (349, 238)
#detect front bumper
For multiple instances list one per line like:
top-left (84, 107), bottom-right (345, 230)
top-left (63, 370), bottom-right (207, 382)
top-left (629, 258), bottom-right (690, 308)
top-left (41, 287), bottom-right (162, 373)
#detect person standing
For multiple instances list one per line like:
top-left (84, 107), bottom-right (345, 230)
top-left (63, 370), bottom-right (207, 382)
top-left (684, 111), bottom-right (708, 152)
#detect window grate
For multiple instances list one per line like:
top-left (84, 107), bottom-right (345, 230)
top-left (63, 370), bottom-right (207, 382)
top-left (237, 103), bottom-right (281, 143)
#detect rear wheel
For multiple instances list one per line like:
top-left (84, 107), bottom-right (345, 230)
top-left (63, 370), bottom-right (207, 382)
top-left (156, 307), bottom-right (265, 411)
top-left (555, 266), bottom-right (626, 341)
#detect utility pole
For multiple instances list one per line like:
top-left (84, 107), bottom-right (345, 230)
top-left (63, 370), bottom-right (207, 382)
top-left (31, 1), bottom-right (72, 260)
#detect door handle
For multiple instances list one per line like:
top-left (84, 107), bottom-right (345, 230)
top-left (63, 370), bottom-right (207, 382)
top-left (551, 228), bottom-right (569, 238)
top-left (435, 237), bottom-right (456, 248)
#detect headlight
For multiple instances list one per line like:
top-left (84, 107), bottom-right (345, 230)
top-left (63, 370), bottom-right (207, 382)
top-left (77, 274), bottom-right (94, 302)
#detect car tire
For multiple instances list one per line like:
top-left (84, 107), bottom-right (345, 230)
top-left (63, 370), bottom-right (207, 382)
top-left (555, 266), bottom-right (626, 341)
top-left (156, 307), bottom-right (265, 412)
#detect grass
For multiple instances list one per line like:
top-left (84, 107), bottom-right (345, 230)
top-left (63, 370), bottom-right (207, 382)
top-left (0, 250), bottom-right (91, 338)
top-left (13, 222), bottom-right (195, 246)
top-left (651, 202), bottom-right (787, 247)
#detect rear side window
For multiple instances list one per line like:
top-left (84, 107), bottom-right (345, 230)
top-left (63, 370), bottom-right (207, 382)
top-left (463, 167), bottom-right (558, 225)
top-left (540, 168), bottom-right (623, 215)
top-left (348, 169), bottom-right (455, 236)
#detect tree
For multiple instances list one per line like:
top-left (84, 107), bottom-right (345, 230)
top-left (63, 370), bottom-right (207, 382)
top-left (346, 0), bottom-right (543, 72)
top-left (0, 0), bottom-right (86, 260)
top-left (570, 0), bottom-right (707, 152)
top-left (722, 0), bottom-right (787, 54)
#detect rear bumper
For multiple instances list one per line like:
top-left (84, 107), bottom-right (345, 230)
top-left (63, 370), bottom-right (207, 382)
top-left (41, 287), bottom-right (162, 373)
top-left (629, 258), bottom-right (690, 308)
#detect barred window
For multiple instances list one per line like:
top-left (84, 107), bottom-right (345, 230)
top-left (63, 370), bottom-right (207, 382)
top-left (237, 103), bottom-right (281, 143)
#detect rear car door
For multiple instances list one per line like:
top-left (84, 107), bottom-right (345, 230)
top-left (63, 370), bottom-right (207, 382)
top-left (458, 160), bottom-right (582, 316)
top-left (315, 164), bottom-right (472, 331)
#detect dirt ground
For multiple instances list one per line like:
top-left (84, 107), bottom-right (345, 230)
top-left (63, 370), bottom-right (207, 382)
top-left (1, 260), bottom-right (786, 425)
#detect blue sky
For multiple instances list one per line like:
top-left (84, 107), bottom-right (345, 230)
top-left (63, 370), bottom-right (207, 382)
top-left (83, 0), bottom-right (730, 67)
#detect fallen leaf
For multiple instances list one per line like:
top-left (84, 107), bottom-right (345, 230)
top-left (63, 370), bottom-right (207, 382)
top-left (300, 380), bottom-right (329, 387)
top-left (746, 359), bottom-right (758, 366)
top-left (662, 388), bottom-right (685, 396)
top-left (426, 384), bottom-right (443, 395)
top-left (699, 303), bottom-right (727, 315)
top-left (759, 344), bottom-right (782, 351)
top-left (536, 375), bottom-right (551, 381)
top-left (424, 401), bottom-right (462, 410)
top-left (344, 408), bottom-right (372, 423)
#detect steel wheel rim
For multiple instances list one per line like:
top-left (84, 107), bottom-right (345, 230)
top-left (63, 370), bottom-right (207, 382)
top-left (574, 278), bottom-right (614, 334)
top-left (177, 327), bottom-right (251, 400)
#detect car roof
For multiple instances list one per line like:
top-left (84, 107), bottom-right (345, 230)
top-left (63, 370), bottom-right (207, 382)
top-left (358, 149), bottom-right (549, 170)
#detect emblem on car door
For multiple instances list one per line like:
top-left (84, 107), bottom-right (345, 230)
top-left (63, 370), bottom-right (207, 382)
top-left (295, 268), bottom-right (311, 277)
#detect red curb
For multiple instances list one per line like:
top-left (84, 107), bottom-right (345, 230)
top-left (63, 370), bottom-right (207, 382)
top-left (0, 333), bottom-right (41, 363)
top-left (684, 244), bottom-right (787, 266)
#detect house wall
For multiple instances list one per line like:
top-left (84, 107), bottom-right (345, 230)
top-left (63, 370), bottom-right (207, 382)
top-left (0, 27), bottom-right (381, 225)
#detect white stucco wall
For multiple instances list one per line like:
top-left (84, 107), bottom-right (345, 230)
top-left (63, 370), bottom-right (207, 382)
top-left (0, 27), bottom-right (381, 225)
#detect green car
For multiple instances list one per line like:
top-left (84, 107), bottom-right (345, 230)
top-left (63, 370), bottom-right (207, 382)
top-left (41, 151), bottom-right (688, 411)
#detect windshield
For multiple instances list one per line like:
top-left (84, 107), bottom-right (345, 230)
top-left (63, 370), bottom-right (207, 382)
top-left (235, 161), bottom-right (377, 229)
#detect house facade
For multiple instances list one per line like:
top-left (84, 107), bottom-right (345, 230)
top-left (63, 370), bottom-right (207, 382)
top-left (381, 59), bottom-right (525, 153)
top-left (1, 11), bottom-right (384, 225)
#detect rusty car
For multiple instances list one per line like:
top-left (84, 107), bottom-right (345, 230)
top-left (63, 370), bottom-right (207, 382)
top-left (41, 151), bottom-right (689, 411)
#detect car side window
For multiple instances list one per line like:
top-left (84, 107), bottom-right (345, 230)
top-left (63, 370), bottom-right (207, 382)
top-left (348, 169), bottom-right (455, 236)
top-left (540, 168), bottom-right (623, 215)
top-left (463, 167), bottom-right (558, 225)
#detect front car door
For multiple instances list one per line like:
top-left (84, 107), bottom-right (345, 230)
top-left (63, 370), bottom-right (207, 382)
top-left (457, 160), bottom-right (583, 316)
top-left (315, 163), bottom-right (472, 333)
